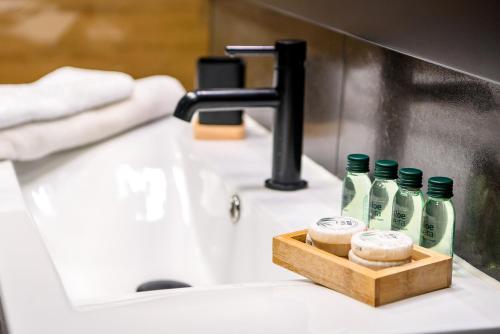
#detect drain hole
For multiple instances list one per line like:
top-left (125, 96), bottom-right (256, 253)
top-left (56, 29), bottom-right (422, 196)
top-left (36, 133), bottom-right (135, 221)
top-left (136, 280), bottom-right (191, 292)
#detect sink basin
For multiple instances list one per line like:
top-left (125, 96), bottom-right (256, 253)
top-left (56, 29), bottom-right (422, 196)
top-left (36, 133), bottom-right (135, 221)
top-left (2, 114), bottom-right (500, 334)
top-left (14, 115), bottom-right (341, 304)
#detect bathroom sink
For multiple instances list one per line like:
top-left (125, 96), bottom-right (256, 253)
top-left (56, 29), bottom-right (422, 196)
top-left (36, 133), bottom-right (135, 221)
top-left (1, 115), bottom-right (500, 334)
top-left (13, 115), bottom-right (341, 304)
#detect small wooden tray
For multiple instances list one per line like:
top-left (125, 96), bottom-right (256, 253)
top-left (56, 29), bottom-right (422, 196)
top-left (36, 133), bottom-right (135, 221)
top-left (273, 230), bottom-right (452, 306)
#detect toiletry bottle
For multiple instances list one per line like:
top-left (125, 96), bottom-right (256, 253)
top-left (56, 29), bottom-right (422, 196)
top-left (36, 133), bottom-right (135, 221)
top-left (368, 160), bottom-right (399, 230)
top-left (391, 168), bottom-right (424, 243)
top-left (420, 177), bottom-right (455, 256)
top-left (341, 154), bottom-right (371, 224)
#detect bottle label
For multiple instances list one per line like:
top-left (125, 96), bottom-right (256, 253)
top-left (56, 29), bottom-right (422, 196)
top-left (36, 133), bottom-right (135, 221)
top-left (420, 214), bottom-right (446, 248)
top-left (369, 199), bottom-right (385, 220)
top-left (341, 178), bottom-right (356, 209)
top-left (369, 184), bottom-right (390, 222)
top-left (391, 206), bottom-right (409, 231)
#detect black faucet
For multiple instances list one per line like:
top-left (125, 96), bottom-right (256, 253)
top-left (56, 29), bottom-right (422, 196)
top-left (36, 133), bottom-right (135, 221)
top-left (174, 39), bottom-right (308, 191)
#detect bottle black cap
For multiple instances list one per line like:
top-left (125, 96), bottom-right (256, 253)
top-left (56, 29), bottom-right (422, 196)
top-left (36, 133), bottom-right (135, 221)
top-left (374, 160), bottom-right (398, 179)
top-left (398, 168), bottom-right (423, 189)
top-left (428, 176), bottom-right (453, 198)
top-left (346, 154), bottom-right (369, 173)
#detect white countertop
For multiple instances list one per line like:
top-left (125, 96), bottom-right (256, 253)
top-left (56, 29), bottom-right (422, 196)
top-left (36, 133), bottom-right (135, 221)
top-left (0, 116), bottom-right (499, 334)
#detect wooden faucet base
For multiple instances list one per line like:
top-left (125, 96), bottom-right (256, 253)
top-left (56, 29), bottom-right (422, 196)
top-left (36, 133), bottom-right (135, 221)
top-left (193, 118), bottom-right (245, 140)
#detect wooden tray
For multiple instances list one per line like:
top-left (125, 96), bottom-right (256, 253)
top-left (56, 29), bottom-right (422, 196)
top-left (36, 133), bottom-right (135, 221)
top-left (273, 230), bottom-right (452, 306)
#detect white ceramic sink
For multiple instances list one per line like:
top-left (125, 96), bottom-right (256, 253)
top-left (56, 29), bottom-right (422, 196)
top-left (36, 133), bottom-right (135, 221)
top-left (1, 114), bottom-right (499, 334)
top-left (14, 116), bottom-right (340, 305)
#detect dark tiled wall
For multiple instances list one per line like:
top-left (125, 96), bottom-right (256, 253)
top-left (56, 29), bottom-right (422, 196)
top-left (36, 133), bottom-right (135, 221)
top-left (212, 0), bottom-right (500, 280)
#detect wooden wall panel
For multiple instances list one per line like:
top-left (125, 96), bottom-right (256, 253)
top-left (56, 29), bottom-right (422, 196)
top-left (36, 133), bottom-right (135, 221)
top-left (0, 0), bottom-right (210, 89)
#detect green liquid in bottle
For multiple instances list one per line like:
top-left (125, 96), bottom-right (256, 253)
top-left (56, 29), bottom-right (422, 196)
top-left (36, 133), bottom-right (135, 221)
top-left (369, 178), bottom-right (398, 230)
top-left (420, 176), bottom-right (455, 256)
top-left (342, 171), bottom-right (371, 223)
top-left (391, 187), bottom-right (424, 243)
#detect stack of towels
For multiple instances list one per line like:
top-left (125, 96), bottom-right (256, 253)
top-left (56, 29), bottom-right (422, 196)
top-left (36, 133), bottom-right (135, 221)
top-left (0, 67), bottom-right (185, 161)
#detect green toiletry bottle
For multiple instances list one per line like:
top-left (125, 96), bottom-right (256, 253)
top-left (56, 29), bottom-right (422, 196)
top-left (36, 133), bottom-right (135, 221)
top-left (391, 168), bottom-right (424, 243)
top-left (420, 177), bottom-right (455, 256)
top-left (341, 154), bottom-right (371, 224)
top-left (369, 160), bottom-right (399, 230)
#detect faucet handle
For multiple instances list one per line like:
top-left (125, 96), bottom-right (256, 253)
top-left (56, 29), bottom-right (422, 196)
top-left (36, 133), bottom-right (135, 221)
top-left (226, 40), bottom-right (306, 65)
top-left (225, 45), bottom-right (276, 56)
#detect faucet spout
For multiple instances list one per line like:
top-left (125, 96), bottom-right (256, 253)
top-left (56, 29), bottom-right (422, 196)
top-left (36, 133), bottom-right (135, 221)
top-left (173, 88), bottom-right (279, 121)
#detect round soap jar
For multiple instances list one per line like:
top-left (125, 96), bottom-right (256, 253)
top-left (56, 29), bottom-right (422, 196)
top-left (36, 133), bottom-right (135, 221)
top-left (308, 216), bottom-right (366, 257)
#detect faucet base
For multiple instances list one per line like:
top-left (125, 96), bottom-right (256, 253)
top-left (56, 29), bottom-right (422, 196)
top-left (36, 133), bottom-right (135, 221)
top-left (265, 179), bottom-right (308, 191)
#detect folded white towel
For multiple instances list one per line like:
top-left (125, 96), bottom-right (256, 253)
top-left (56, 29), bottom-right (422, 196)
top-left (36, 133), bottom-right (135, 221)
top-left (0, 75), bottom-right (185, 161)
top-left (0, 67), bottom-right (134, 129)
